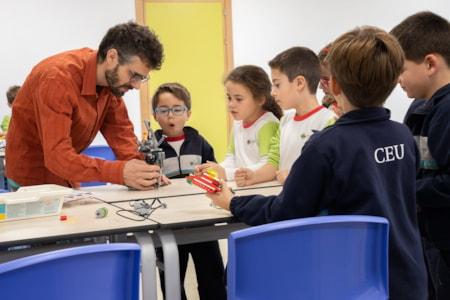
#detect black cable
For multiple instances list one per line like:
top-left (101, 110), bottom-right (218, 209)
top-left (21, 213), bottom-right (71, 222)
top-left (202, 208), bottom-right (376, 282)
top-left (92, 196), bottom-right (166, 222)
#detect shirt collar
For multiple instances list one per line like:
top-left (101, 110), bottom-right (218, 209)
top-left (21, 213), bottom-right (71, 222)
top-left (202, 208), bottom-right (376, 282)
top-left (336, 107), bottom-right (390, 125)
top-left (81, 50), bottom-right (99, 97)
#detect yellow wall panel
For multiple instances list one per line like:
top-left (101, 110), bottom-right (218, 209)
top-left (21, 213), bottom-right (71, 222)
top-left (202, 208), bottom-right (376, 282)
top-left (145, 2), bottom-right (228, 161)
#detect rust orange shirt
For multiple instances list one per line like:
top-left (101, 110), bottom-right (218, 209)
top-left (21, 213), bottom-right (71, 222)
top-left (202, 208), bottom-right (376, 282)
top-left (5, 48), bottom-right (142, 188)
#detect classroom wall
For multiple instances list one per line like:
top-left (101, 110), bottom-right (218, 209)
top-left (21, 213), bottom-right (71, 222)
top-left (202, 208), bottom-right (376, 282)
top-left (231, 0), bottom-right (450, 122)
top-left (0, 0), bottom-right (137, 144)
top-left (1, 0), bottom-right (449, 145)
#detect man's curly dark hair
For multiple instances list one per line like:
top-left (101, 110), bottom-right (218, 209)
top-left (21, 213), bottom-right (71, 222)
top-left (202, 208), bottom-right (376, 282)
top-left (97, 21), bottom-right (164, 70)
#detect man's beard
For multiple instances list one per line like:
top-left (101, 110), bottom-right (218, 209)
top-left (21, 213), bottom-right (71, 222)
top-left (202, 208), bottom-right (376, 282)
top-left (105, 64), bottom-right (133, 98)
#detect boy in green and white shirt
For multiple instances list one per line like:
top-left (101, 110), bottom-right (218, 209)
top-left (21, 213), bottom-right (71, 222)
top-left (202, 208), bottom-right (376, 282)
top-left (235, 47), bottom-right (337, 186)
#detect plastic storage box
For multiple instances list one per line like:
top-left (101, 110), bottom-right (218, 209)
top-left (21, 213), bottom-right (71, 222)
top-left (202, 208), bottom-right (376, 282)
top-left (0, 184), bottom-right (72, 222)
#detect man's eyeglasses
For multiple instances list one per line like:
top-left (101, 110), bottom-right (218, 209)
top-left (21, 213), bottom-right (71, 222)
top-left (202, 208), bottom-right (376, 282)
top-left (154, 105), bottom-right (188, 117)
top-left (129, 70), bottom-right (150, 84)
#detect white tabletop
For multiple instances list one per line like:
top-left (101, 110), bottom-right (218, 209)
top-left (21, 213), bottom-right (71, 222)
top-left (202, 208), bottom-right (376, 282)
top-left (0, 179), bottom-right (283, 300)
top-left (82, 178), bottom-right (206, 203)
top-left (83, 178), bottom-right (282, 203)
top-left (105, 181), bottom-right (282, 229)
top-left (0, 200), bottom-right (157, 247)
top-left (0, 179), bottom-right (282, 247)
top-left (0, 198), bottom-right (160, 300)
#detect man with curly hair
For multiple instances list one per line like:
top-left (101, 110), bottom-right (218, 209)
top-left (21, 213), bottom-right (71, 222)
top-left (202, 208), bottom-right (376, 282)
top-left (6, 22), bottom-right (165, 190)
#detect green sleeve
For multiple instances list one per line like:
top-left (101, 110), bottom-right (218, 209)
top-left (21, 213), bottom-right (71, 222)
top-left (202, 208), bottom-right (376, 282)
top-left (1, 115), bottom-right (11, 131)
top-left (258, 121), bottom-right (279, 157)
top-left (325, 117), bottom-right (336, 127)
top-left (267, 125), bottom-right (281, 169)
top-left (227, 127), bottom-right (235, 154)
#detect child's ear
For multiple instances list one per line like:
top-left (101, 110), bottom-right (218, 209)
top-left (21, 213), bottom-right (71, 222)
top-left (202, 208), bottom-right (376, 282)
top-left (186, 110), bottom-right (192, 119)
top-left (257, 96), bottom-right (266, 107)
top-left (424, 54), bottom-right (439, 75)
top-left (294, 75), bottom-right (306, 91)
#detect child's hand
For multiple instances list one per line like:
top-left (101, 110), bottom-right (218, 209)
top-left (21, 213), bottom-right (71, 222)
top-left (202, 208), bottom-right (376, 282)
top-left (194, 162), bottom-right (212, 175)
top-left (234, 168), bottom-right (254, 187)
top-left (330, 102), bottom-right (344, 117)
top-left (205, 179), bottom-right (234, 210)
top-left (276, 169), bottom-right (290, 184)
top-left (195, 161), bottom-right (226, 180)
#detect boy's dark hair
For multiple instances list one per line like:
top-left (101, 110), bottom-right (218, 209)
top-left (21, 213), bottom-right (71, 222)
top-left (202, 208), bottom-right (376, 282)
top-left (268, 47), bottom-right (321, 94)
top-left (152, 82), bottom-right (191, 110)
top-left (225, 65), bottom-right (283, 119)
top-left (390, 11), bottom-right (450, 65)
top-left (6, 85), bottom-right (20, 105)
top-left (326, 26), bottom-right (404, 108)
top-left (97, 21), bottom-right (164, 70)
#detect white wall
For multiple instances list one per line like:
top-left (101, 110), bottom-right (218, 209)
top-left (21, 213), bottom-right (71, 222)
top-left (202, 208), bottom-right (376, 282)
top-left (1, 0), bottom-right (449, 142)
top-left (0, 0), bottom-right (137, 144)
top-left (231, 0), bottom-right (450, 122)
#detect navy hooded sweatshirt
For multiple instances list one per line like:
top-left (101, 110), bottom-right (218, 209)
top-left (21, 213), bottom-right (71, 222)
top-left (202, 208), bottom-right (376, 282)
top-left (230, 107), bottom-right (427, 300)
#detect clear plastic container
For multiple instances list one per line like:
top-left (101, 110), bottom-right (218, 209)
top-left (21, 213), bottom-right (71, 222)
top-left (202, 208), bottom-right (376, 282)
top-left (0, 184), bottom-right (72, 221)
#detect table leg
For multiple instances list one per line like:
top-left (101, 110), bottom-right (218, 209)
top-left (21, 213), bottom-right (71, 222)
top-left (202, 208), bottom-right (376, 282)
top-left (134, 232), bottom-right (158, 300)
top-left (156, 229), bottom-right (181, 300)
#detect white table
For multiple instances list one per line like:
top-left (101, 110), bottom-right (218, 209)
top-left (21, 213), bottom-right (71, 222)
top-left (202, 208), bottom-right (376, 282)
top-left (149, 183), bottom-right (282, 300)
top-left (1, 179), bottom-right (283, 300)
top-left (93, 179), bottom-right (283, 300)
top-left (0, 199), bottom-right (159, 300)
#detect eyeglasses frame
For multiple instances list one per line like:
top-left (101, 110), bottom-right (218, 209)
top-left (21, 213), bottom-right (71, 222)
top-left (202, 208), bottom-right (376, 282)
top-left (154, 105), bottom-right (189, 117)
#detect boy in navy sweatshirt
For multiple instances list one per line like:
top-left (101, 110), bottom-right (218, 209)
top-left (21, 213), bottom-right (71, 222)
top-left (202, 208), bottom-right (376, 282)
top-left (207, 26), bottom-right (427, 299)
top-left (391, 11), bottom-right (450, 299)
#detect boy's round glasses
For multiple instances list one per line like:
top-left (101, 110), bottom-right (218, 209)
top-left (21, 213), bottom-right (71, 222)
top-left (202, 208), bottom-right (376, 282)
top-left (129, 70), bottom-right (150, 84)
top-left (154, 105), bottom-right (188, 117)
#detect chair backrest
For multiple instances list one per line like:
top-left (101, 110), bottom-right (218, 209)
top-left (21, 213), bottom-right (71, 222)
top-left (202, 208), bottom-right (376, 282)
top-left (81, 144), bottom-right (116, 187)
top-left (227, 215), bottom-right (389, 300)
top-left (0, 243), bottom-right (141, 300)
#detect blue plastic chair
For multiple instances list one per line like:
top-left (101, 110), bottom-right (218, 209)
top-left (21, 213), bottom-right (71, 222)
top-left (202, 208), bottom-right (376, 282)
top-left (227, 215), bottom-right (389, 300)
top-left (81, 144), bottom-right (117, 187)
top-left (0, 243), bottom-right (141, 300)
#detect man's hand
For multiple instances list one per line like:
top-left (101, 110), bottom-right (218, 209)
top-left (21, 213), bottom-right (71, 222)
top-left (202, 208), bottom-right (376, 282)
top-left (205, 179), bottom-right (234, 210)
top-left (160, 174), bottom-right (172, 186)
top-left (123, 159), bottom-right (164, 190)
top-left (234, 168), bottom-right (255, 187)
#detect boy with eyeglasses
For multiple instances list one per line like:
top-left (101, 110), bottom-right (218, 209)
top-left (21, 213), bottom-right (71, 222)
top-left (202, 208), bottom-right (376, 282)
top-left (151, 82), bottom-right (227, 300)
top-left (6, 22), bottom-right (165, 190)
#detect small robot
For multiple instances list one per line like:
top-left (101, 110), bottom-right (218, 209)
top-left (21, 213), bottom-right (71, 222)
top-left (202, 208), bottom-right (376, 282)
top-left (138, 120), bottom-right (166, 188)
top-left (186, 170), bottom-right (221, 193)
